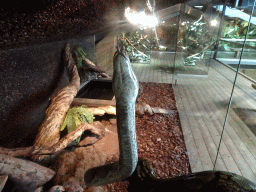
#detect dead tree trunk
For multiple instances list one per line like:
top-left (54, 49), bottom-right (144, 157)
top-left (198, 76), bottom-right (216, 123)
top-left (0, 154), bottom-right (55, 191)
top-left (33, 44), bottom-right (80, 148)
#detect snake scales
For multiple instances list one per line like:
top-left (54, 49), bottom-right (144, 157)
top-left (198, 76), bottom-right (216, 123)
top-left (84, 47), bottom-right (139, 187)
top-left (83, 48), bottom-right (256, 191)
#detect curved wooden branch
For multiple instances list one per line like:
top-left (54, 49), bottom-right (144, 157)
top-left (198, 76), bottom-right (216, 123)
top-left (0, 122), bottom-right (103, 161)
top-left (82, 58), bottom-right (111, 78)
top-left (33, 44), bottom-right (80, 149)
top-left (31, 122), bottom-right (104, 161)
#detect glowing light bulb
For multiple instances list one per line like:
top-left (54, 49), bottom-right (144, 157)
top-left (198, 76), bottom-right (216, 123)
top-left (211, 20), bottom-right (218, 26)
top-left (125, 7), bottom-right (158, 28)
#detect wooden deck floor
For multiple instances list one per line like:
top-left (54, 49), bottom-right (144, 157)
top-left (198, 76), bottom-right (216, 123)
top-left (131, 52), bottom-right (256, 183)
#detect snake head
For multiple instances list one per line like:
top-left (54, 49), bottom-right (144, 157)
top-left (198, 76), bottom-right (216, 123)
top-left (112, 50), bottom-right (139, 105)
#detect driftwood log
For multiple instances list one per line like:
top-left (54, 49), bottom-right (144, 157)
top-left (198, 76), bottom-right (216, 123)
top-left (33, 43), bottom-right (80, 149)
top-left (0, 43), bottom-right (112, 191)
top-left (0, 154), bottom-right (55, 191)
top-left (85, 104), bottom-right (174, 116)
top-left (72, 98), bottom-right (174, 116)
top-left (0, 43), bottom-right (102, 161)
top-left (87, 106), bottom-right (116, 116)
top-left (72, 98), bottom-right (116, 107)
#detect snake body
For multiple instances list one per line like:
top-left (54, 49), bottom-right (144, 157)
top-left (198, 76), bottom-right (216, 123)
top-left (83, 47), bottom-right (256, 191)
top-left (84, 47), bottom-right (139, 187)
top-left (127, 158), bottom-right (256, 191)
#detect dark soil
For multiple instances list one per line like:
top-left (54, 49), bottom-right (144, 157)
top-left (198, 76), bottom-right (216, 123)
top-left (103, 82), bottom-right (191, 191)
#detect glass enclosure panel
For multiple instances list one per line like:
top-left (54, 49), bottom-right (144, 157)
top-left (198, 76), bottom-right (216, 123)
top-left (149, 15), bottom-right (180, 81)
top-left (240, 41), bottom-right (256, 80)
top-left (216, 5), bottom-right (256, 80)
top-left (215, 0), bottom-right (256, 183)
top-left (118, 7), bottom-right (180, 83)
top-left (174, 4), bottom-right (220, 75)
top-left (171, 0), bottom-right (251, 175)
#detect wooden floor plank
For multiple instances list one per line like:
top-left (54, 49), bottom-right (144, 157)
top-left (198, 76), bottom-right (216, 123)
top-left (141, 65), bottom-right (147, 82)
top-left (210, 66), bottom-right (256, 110)
top-left (179, 78), bottom-right (229, 172)
top-left (174, 70), bottom-right (256, 181)
top-left (206, 68), bottom-right (256, 149)
top-left (152, 58), bottom-right (158, 83)
top-left (175, 83), bottom-right (213, 170)
top-left (195, 72), bottom-right (256, 182)
top-left (153, 54), bottom-right (159, 83)
top-left (204, 70), bottom-right (256, 172)
top-left (174, 86), bottom-right (204, 172)
top-left (138, 64), bottom-right (145, 82)
top-left (195, 79), bottom-right (252, 176)
top-left (190, 83), bottom-right (242, 175)
top-left (179, 78), bottom-right (234, 173)
top-left (177, 82), bottom-right (218, 171)
top-left (150, 62), bottom-right (154, 82)
top-left (177, 80), bottom-right (241, 175)
top-left (211, 61), bottom-right (256, 102)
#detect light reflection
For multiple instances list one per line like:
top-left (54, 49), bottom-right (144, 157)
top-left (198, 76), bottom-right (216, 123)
top-left (211, 20), bottom-right (218, 26)
top-left (125, 7), bottom-right (158, 28)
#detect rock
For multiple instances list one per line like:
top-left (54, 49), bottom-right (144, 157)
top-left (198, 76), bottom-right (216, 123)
top-left (92, 122), bottom-right (119, 158)
top-left (64, 178), bottom-right (84, 192)
top-left (49, 185), bottom-right (65, 192)
top-left (84, 186), bottom-right (107, 192)
top-left (65, 184), bottom-right (84, 192)
top-left (142, 103), bottom-right (154, 116)
top-left (147, 141), bottom-right (154, 146)
top-left (109, 118), bottom-right (116, 125)
top-left (34, 187), bottom-right (44, 192)
top-left (52, 119), bottom-right (119, 188)
top-left (78, 136), bottom-right (99, 146)
top-left (52, 146), bottom-right (107, 188)
top-left (78, 121), bottom-right (105, 146)
top-left (135, 103), bottom-right (144, 116)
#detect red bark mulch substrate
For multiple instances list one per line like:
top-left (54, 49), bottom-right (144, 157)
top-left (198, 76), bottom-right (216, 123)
top-left (104, 82), bottom-right (192, 191)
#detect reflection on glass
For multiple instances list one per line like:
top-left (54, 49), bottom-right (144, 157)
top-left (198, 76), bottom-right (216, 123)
top-left (174, 4), bottom-right (221, 75)
top-left (214, 0), bottom-right (256, 183)
top-left (169, 0), bottom-right (256, 183)
top-left (216, 5), bottom-right (256, 80)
